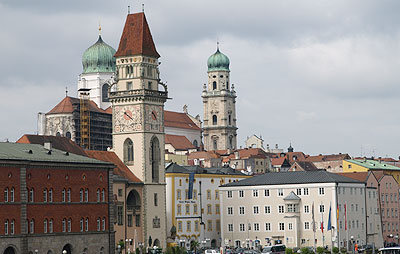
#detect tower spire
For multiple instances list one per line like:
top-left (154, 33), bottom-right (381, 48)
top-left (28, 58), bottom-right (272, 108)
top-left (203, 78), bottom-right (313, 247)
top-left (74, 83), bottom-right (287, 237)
top-left (98, 21), bottom-right (102, 36)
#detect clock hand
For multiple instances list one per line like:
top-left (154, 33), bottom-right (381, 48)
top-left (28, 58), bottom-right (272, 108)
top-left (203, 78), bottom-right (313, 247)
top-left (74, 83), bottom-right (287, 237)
top-left (152, 111), bottom-right (157, 120)
top-left (124, 111), bottom-right (134, 120)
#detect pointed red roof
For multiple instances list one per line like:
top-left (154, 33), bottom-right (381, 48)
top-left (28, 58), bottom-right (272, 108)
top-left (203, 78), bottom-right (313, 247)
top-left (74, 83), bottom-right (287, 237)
top-left (164, 110), bottom-right (201, 131)
top-left (165, 134), bottom-right (196, 151)
top-left (115, 12), bottom-right (160, 58)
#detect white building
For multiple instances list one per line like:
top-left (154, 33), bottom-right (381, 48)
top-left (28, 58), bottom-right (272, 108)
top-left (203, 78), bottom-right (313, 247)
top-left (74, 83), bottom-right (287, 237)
top-left (165, 163), bottom-right (250, 248)
top-left (219, 171), bottom-right (367, 250)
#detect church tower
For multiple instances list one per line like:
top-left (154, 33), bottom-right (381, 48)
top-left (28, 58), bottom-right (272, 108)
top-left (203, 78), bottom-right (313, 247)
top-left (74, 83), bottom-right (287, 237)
top-left (109, 12), bottom-right (167, 248)
top-left (77, 27), bottom-right (116, 110)
top-left (202, 46), bottom-right (238, 151)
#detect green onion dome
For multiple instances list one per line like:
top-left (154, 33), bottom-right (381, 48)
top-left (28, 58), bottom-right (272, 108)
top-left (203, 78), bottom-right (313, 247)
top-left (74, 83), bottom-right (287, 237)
top-left (82, 36), bottom-right (116, 73)
top-left (207, 48), bottom-right (230, 72)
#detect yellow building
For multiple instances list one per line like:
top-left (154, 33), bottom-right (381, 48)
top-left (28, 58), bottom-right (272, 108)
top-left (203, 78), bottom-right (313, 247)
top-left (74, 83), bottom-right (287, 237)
top-left (343, 159), bottom-right (400, 183)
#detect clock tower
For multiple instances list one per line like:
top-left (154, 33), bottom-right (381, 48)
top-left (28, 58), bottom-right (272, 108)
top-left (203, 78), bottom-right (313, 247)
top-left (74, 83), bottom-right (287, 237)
top-left (109, 12), bottom-right (168, 248)
top-left (202, 46), bottom-right (238, 151)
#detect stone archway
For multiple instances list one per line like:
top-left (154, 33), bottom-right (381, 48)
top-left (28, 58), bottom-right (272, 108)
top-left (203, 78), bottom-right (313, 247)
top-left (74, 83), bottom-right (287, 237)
top-left (62, 244), bottom-right (72, 254)
top-left (211, 239), bottom-right (217, 248)
top-left (153, 239), bottom-right (160, 247)
top-left (4, 247), bottom-right (16, 254)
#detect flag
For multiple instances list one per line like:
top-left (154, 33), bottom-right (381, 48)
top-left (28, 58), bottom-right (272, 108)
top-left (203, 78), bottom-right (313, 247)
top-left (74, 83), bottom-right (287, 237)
top-left (344, 203), bottom-right (347, 231)
top-left (312, 202), bottom-right (316, 232)
top-left (337, 204), bottom-right (339, 227)
top-left (321, 205), bottom-right (324, 233)
top-left (327, 203), bottom-right (332, 230)
top-left (188, 172), bottom-right (195, 199)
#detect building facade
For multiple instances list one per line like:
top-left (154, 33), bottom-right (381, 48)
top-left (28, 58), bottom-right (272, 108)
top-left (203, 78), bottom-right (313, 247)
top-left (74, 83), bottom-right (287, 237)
top-left (0, 142), bottom-right (114, 254)
top-left (165, 163), bottom-right (249, 249)
top-left (110, 12), bottom-right (168, 248)
top-left (202, 47), bottom-right (237, 151)
top-left (219, 171), bottom-right (367, 250)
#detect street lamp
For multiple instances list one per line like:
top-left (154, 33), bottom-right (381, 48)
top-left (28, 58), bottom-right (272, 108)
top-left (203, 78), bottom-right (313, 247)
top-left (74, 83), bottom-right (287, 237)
top-left (117, 245), bottom-right (122, 254)
top-left (63, 251), bottom-right (67, 254)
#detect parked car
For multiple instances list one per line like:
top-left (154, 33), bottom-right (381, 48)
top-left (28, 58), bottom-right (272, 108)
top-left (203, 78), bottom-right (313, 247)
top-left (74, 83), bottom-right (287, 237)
top-left (262, 245), bottom-right (286, 254)
top-left (205, 250), bottom-right (218, 254)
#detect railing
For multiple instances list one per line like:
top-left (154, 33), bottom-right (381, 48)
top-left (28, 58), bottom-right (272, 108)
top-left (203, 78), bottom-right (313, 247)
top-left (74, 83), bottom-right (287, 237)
top-left (109, 89), bottom-right (167, 98)
top-left (127, 205), bottom-right (141, 213)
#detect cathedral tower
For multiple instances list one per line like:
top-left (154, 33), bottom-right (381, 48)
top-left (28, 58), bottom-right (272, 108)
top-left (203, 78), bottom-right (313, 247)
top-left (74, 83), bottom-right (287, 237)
top-left (202, 46), bottom-right (238, 151)
top-left (77, 28), bottom-right (116, 110)
top-left (109, 12), bottom-right (167, 248)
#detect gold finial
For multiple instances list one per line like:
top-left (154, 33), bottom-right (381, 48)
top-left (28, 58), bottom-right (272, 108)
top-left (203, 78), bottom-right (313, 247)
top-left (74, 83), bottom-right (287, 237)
top-left (65, 86), bottom-right (68, 97)
top-left (98, 21), bottom-right (102, 36)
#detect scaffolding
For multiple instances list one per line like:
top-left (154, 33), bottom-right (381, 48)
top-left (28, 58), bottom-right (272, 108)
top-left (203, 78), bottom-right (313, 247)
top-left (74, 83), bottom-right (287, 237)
top-left (78, 88), bottom-right (91, 149)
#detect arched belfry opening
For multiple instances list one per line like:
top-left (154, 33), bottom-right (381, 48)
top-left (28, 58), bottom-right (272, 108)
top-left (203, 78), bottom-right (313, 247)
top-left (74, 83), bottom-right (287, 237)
top-left (4, 247), bottom-right (16, 254)
top-left (150, 136), bottom-right (160, 183)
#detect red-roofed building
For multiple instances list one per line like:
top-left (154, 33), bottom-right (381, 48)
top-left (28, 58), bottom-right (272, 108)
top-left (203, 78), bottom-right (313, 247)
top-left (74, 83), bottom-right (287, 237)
top-left (165, 134), bottom-right (197, 154)
top-left (271, 157), bottom-right (291, 172)
top-left (305, 153), bottom-right (350, 173)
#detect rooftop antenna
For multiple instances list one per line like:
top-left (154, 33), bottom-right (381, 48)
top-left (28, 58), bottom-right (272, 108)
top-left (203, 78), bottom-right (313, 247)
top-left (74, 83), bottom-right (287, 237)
top-left (142, 3), bottom-right (145, 12)
top-left (65, 86), bottom-right (68, 97)
top-left (128, 5), bottom-right (130, 14)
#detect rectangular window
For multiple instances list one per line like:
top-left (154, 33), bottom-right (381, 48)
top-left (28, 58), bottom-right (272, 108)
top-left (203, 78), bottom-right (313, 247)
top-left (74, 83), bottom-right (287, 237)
top-left (320, 204), bottom-right (325, 213)
top-left (278, 205), bottom-right (284, 214)
top-left (279, 222), bottom-right (285, 231)
top-left (216, 220), bottom-right (221, 231)
top-left (154, 193), bottom-right (158, 207)
top-left (296, 188), bottom-right (302, 195)
top-left (265, 206), bottom-right (271, 214)
top-left (194, 204), bottom-right (198, 214)
top-left (185, 189), bottom-right (189, 200)
top-left (239, 206), bottom-right (245, 215)
top-left (215, 190), bottom-right (219, 200)
top-left (253, 190), bottom-right (259, 197)
top-left (135, 215), bottom-right (140, 227)
top-left (254, 223), bottom-right (260, 231)
top-left (227, 191), bottom-right (232, 198)
top-left (228, 224), bottom-right (233, 232)
top-left (127, 81), bottom-right (133, 90)
top-left (304, 222), bottom-right (310, 230)
top-left (207, 220), bottom-right (212, 231)
top-left (239, 190), bottom-right (244, 198)
top-left (195, 221), bottom-right (199, 232)
top-left (264, 189), bottom-right (270, 197)
top-left (193, 190), bottom-right (197, 200)
top-left (216, 204), bottom-right (220, 214)
top-left (253, 206), bottom-right (259, 214)
top-left (303, 188), bottom-right (309, 195)
top-left (239, 223), bottom-right (245, 232)
top-left (227, 207), bottom-right (233, 215)
top-left (117, 206), bottom-right (123, 225)
top-left (118, 189), bottom-right (123, 197)
top-left (319, 188), bottom-right (325, 195)
top-left (178, 221), bottom-right (182, 232)
top-left (304, 205), bottom-right (310, 213)
top-left (187, 221), bottom-right (191, 232)
top-left (177, 205), bottom-right (182, 215)
top-left (265, 223), bottom-right (271, 231)
top-left (186, 204), bottom-right (191, 215)
top-left (128, 214), bottom-right (133, 227)
top-left (278, 189), bottom-right (284, 196)
top-left (288, 223), bottom-right (293, 230)
top-left (177, 190), bottom-right (181, 200)
top-left (207, 204), bottom-right (211, 215)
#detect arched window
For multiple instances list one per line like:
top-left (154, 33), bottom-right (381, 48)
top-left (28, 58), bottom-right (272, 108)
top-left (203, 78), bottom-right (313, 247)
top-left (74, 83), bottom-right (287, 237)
top-left (56, 132), bottom-right (61, 137)
top-left (10, 220), bottom-right (14, 235)
top-left (67, 189), bottom-right (71, 202)
top-left (85, 189), bottom-right (89, 202)
top-left (4, 188), bottom-right (8, 202)
top-left (97, 218), bottom-right (101, 231)
top-left (5, 220), bottom-right (9, 235)
top-left (67, 218), bottom-right (72, 232)
top-left (10, 187), bottom-right (14, 202)
top-left (43, 188), bottom-right (47, 202)
top-left (79, 189), bottom-right (83, 202)
top-left (49, 219), bottom-right (53, 233)
top-left (213, 139), bottom-right (218, 150)
top-left (66, 131), bottom-right (71, 139)
top-left (229, 136), bottom-right (234, 149)
top-left (213, 81), bottom-right (217, 90)
top-left (80, 218), bottom-right (84, 232)
top-left (49, 188), bottom-right (53, 202)
top-left (123, 138), bottom-right (134, 164)
top-left (150, 137), bottom-right (160, 183)
top-left (228, 114), bottom-right (232, 125)
top-left (212, 115), bottom-right (217, 125)
top-left (30, 219), bottom-right (35, 234)
top-left (85, 218), bottom-right (89, 231)
top-left (44, 219), bottom-right (48, 233)
top-left (30, 188), bottom-right (34, 202)
top-left (62, 189), bottom-right (66, 202)
top-left (102, 84), bottom-right (109, 102)
top-left (101, 189), bottom-right (105, 202)
top-left (102, 217), bottom-right (106, 231)
top-left (62, 218), bottom-right (66, 232)
top-left (97, 189), bottom-right (100, 202)
top-left (193, 140), bottom-right (198, 148)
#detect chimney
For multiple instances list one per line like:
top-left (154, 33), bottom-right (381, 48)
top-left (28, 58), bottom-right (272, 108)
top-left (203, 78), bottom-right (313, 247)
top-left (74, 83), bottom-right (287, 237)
top-left (234, 151), bottom-right (239, 159)
top-left (44, 142), bottom-right (52, 151)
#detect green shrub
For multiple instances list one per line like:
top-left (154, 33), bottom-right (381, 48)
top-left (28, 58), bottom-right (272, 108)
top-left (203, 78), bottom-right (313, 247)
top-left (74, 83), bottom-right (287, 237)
top-left (316, 247), bottom-right (325, 254)
top-left (285, 248), bottom-right (294, 254)
top-left (300, 247), bottom-right (311, 254)
top-left (340, 247), bottom-right (347, 254)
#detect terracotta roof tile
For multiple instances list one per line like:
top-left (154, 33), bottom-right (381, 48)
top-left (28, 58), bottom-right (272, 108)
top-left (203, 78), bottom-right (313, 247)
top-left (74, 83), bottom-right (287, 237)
top-left (305, 153), bottom-right (350, 162)
top-left (165, 134), bottom-right (195, 151)
top-left (16, 134), bottom-right (86, 156)
top-left (115, 12), bottom-right (160, 58)
top-left (85, 150), bottom-right (142, 183)
top-left (336, 172), bottom-right (369, 183)
top-left (47, 96), bottom-right (109, 115)
top-left (271, 157), bottom-right (286, 166)
top-left (164, 110), bottom-right (201, 131)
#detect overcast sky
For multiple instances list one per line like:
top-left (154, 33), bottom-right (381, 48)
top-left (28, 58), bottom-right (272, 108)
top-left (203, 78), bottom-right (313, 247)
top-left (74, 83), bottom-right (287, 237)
top-left (1, 0), bottom-right (400, 158)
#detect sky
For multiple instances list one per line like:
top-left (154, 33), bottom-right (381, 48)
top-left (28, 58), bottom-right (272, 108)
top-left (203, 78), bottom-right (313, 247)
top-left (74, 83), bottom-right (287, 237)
top-left (1, 0), bottom-right (400, 158)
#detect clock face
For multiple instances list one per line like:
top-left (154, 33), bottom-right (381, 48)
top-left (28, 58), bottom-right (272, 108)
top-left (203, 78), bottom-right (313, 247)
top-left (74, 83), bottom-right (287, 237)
top-left (145, 105), bottom-right (163, 132)
top-left (114, 105), bottom-right (142, 133)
